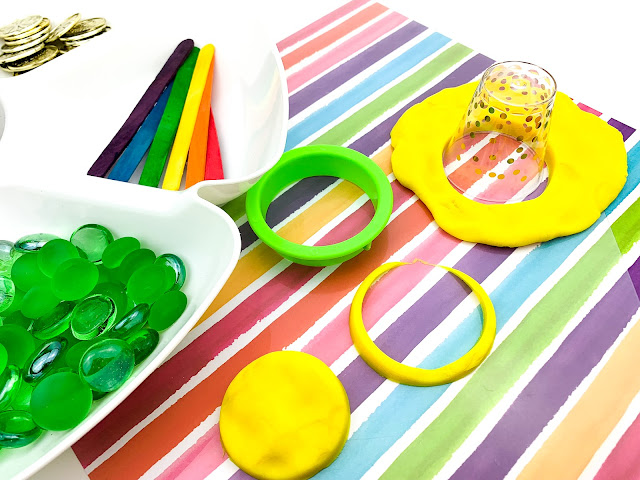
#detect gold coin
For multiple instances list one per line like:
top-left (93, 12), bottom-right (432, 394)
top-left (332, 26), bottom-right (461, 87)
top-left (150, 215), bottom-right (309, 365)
top-left (1, 33), bottom-right (47, 53)
top-left (63, 26), bottom-right (110, 47)
top-left (0, 15), bottom-right (43, 39)
top-left (3, 25), bottom-right (51, 46)
top-left (61, 18), bottom-right (106, 41)
top-left (4, 45), bottom-right (58, 72)
top-left (3, 18), bottom-right (49, 42)
top-left (0, 42), bottom-right (44, 64)
top-left (47, 13), bottom-right (81, 43)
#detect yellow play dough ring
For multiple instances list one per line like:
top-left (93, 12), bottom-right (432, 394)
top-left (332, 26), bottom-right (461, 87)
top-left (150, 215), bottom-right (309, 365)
top-left (349, 261), bottom-right (496, 386)
top-left (220, 351), bottom-right (350, 480)
top-left (390, 82), bottom-right (627, 247)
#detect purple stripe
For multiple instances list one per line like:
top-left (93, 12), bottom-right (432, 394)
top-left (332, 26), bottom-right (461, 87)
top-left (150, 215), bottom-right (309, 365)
top-left (340, 243), bottom-right (513, 410)
top-left (608, 118), bottom-right (635, 142)
top-left (629, 256), bottom-right (640, 296)
top-left (350, 53), bottom-right (493, 156)
top-left (451, 272), bottom-right (640, 480)
top-left (289, 21), bottom-right (427, 118)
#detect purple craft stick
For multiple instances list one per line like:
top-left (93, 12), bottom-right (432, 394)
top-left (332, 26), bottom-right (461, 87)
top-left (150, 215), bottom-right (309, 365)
top-left (87, 39), bottom-right (194, 178)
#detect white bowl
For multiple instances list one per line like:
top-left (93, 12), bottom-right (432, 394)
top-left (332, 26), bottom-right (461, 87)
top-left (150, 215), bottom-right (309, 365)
top-left (0, 0), bottom-right (288, 205)
top-left (0, 176), bottom-right (241, 480)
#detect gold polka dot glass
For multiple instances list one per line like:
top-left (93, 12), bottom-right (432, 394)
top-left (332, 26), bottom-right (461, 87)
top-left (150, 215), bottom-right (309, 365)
top-left (442, 61), bottom-right (556, 204)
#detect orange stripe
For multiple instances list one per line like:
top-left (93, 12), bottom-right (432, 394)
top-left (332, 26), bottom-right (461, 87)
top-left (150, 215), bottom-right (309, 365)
top-left (90, 198), bottom-right (433, 480)
top-left (281, 3), bottom-right (388, 70)
top-left (517, 310), bottom-right (640, 480)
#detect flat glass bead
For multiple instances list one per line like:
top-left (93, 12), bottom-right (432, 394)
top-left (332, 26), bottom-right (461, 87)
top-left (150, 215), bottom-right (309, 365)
top-left (31, 371), bottom-right (92, 430)
top-left (0, 325), bottom-right (35, 367)
top-left (70, 224), bottom-right (114, 264)
top-left (64, 337), bottom-right (102, 372)
top-left (2, 288), bottom-right (25, 316)
top-left (96, 264), bottom-right (114, 284)
top-left (0, 240), bottom-right (19, 277)
top-left (127, 265), bottom-right (169, 305)
top-left (21, 285), bottom-right (59, 319)
top-left (93, 390), bottom-right (108, 400)
top-left (116, 248), bottom-right (155, 284)
top-left (1, 311), bottom-right (32, 331)
top-left (37, 239), bottom-right (80, 277)
top-left (70, 294), bottom-right (117, 340)
top-left (148, 290), bottom-right (188, 331)
top-left (32, 301), bottom-right (74, 340)
top-left (80, 338), bottom-right (135, 392)
top-left (111, 303), bottom-right (149, 339)
top-left (0, 365), bottom-right (22, 409)
top-left (23, 337), bottom-right (68, 384)
top-left (11, 253), bottom-right (48, 291)
top-left (91, 282), bottom-right (127, 319)
top-left (102, 237), bottom-right (140, 269)
top-left (127, 328), bottom-right (159, 365)
top-left (52, 258), bottom-right (99, 301)
top-left (0, 410), bottom-right (42, 448)
top-left (11, 380), bottom-right (34, 411)
top-left (14, 233), bottom-right (58, 253)
top-left (0, 276), bottom-right (15, 314)
top-left (155, 254), bottom-right (187, 291)
top-left (0, 344), bottom-right (7, 375)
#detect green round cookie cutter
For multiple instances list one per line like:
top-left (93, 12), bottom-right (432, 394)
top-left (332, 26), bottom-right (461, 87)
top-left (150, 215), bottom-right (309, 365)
top-left (245, 145), bottom-right (394, 266)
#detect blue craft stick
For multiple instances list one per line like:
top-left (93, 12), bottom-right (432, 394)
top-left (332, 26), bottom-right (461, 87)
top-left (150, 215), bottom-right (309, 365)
top-left (108, 83), bottom-right (173, 182)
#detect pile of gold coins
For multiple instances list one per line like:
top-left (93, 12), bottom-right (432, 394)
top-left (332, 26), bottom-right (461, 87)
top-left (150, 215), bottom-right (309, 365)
top-left (0, 14), bottom-right (110, 75)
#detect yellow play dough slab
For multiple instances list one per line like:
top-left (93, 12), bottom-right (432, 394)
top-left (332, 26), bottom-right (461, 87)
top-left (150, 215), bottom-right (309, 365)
top-left (219, 351), bottom-right (350, 480)
top-left (390, 82), bottom-right (627, 247)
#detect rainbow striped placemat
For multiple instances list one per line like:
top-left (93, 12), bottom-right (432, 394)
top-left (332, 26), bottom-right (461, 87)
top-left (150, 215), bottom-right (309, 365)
top-left (72, 1), bottom-right (640, 479)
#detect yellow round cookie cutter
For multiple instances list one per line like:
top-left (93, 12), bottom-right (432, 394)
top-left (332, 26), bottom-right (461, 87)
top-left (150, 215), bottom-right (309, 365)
top-left (390, 82), bottom-right (627, 247)
top-left (349, 261), bottom-right (496, 386)
top-left (220, 351), bottom-right (350, 480)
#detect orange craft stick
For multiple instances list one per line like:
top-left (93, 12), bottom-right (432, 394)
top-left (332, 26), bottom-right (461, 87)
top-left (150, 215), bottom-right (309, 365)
top-left (185, 50), bottom-right (215, 188)
top-left (204, 106), bottom-right (224, 180)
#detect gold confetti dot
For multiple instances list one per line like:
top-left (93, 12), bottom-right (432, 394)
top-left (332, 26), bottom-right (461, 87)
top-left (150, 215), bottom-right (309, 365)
top-left (498, 174), bottom-right (505, 179)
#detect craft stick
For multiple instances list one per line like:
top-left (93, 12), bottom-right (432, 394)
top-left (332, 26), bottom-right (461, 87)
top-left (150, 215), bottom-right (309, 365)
top-left (139, 47), bottom-right (200, 187)
top-left (87, 39), bottom-right (194, 177)
top-left (108, 83), bottom-right (172, 182)
top-left (162, 44), bottom-right (215, 191)
top-left (204, 106), bottom-right (224, 180)
top-left (185, 52), bottom-right (215, 188)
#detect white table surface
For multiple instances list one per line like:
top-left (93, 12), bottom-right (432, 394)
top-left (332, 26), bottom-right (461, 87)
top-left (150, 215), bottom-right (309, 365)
top-left (24, 0), bottom-right (640, 478)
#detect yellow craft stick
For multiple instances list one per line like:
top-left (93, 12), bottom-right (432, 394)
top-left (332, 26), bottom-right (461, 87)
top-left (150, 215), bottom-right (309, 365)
top-left (162, 44), bottom-right (215, 190)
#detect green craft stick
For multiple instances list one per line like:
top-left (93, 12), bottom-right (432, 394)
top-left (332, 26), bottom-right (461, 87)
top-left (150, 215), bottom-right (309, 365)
top-left (139, 47), bottom-right (200, 187)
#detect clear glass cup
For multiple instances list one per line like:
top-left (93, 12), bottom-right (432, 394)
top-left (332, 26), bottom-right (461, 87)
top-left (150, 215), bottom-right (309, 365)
top-left (442, 61), bottom-right (556, 204)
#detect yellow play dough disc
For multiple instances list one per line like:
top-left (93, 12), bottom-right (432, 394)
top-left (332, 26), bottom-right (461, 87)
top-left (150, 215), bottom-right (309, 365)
top-left (390, 82), bottom-right (627, 247)
top-left (220, 351), bottom-right (350, 480)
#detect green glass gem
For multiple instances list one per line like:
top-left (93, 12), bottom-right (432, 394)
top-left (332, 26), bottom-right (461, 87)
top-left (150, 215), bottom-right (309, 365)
top-left (0, 410), bottom-right (42, 448)
top-left (70, 224), bottom-right (114, 264)
top-left (102, 237), bottom-right (140, 269)
top-left (111, 303), bottom-right (149, 339)
top-left (21, 285), bottom-right (59, 319)
top-left (147, 290), bottom-right (188, 331)
top-left (11, 380), bottom-right (34, 411)
top-left (2, 311), bottom-right (32, 330)
top-left (0, 276), bottom-right (15, 314)
top-left (23, 337), bottom-right (68, 384)
top-left (96, 264), bottom-right (114, 284)
top-left (32, 301), bottom-right (75, 340)
top-left (127, 328), bottom-right (160, 365)
top-left (37, 239), bottom-right (80, 277)
top-left (2, 288), bottom-right (25, 316)
top-left (91, 282), bottom-right (127, 319)
top-left (79, 338), bottom-right (135, 392)
top-left (70, 294), bottom-right (117, 340)
top-left (116, 248), bottom-right (155, 284)
top-left (11, 253), bottom-right (49, 291)
top-left (93, 390), bottom-right (108, 400)
top-left (31, 371), bottom-right (92, 430)
top-left (155, 254), bottom-right (187, 291)
top-left (14, 233), bottom-right (58, 253)
top-left (64, 337), bottom-right (103, 372)
top-left (0, 365), bottom-right (22, 409)
top-left (52, 257), bottom-right (99, 301)
top-left (0, 344), bottom-right (7, 375)
top-left (0, 325), bottom-right (35, 367)
top-left (127, 265), bottom-right (170, 305)
top-left (0, 241), bottom-right (19, 277)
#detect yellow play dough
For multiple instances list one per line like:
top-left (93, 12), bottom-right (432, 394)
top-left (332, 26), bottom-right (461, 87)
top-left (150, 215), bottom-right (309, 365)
top-left (390, 82), bottom-right (627, 247)
top-left (219, 351), bottom-right (350, 480)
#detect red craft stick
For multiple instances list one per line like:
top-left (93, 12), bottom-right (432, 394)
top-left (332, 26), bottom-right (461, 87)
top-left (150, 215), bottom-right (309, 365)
top-left (204, 107), bottom-right (224, 180)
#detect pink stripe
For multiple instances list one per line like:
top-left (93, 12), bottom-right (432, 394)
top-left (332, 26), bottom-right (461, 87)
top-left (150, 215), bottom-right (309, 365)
top-left (595, 413), bottom-right (640, 480)
top-left (287, 11), bottom-right (407, 92)
top-left (277, 0), bottom-right (372, 52)
top-left (578, 102), bottom-right (603, 117)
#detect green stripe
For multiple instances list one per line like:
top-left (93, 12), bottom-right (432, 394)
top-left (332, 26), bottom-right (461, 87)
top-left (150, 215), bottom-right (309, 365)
top-left (612, 196), bottom-right (640, 253)
top-left (312, 43), bottom-right (472, 146)
top-left (222, 195), bottom-right (247, 221)
top-left (381, 227), bottom-right (624, 479)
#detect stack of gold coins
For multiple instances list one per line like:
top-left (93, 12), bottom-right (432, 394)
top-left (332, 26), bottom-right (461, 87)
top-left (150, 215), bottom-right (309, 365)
top-left (0, 14), bottom-right (109, 75)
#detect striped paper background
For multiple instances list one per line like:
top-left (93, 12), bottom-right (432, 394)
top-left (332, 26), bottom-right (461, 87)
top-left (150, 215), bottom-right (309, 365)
top-left (72, 1), bottom-right (640, 479)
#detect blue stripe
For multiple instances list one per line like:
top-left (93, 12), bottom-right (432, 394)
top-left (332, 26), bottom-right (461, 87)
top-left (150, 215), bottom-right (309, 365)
top-left (314, 139), bottom-right (640, 479)
top-left (284, 32), bottom-right (450, 150)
